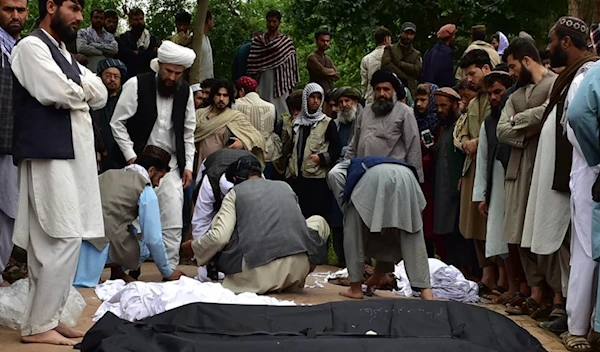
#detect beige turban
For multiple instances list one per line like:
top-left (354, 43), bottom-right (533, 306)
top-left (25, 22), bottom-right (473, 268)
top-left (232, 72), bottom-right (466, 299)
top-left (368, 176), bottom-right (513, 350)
top-left (150, 40), bottom-right (196, 72)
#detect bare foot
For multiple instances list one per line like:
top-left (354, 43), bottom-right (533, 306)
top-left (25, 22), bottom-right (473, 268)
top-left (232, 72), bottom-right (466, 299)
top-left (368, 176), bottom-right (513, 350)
top-left (0, 281), bottom-right (9, 287)
top-left (21, 330), bottom-right (77, 346)
top-left (340, 283), bottom-right (364, 299)
top-left (420, 288), bottom-right (434, 300)
top-left (56, 322), bottom-right (85, 338)
top-left (364, 273), bottom-right (383, 293)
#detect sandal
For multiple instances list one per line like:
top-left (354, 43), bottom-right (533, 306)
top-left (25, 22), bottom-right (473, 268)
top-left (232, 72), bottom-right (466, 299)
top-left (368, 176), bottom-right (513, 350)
top-left (477, 281), bottom-right (492, 297)
top-left (561, 332), bottom-right (592, 352)
top-left (586, 330), bottom-right (600, 352)
top-left (504, 292), bottom-right (526, 307)
top-left (493, 290), bottom-right (515, 305)
top-left (506, 296), bottom-right (541, 316)
top-left (482, 286), bottom-right (507, 301)
top-left (539, 309), bottom-right (567, 335)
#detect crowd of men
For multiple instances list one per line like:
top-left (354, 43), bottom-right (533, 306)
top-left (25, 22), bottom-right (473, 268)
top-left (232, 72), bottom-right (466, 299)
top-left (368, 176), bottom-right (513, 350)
top-left (2, 0), bottom-right (600, 350)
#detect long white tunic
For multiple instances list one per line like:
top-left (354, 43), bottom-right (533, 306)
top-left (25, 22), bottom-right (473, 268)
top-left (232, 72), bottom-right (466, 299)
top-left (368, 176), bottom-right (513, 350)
top-left (522, 68), bottom-right (588, 255)
top-left (473, 124), bottom-right (508, 258)
top-left (11, 29), bottom-right (108, 249)
top-left (110, 76), bottom-right (196, 229)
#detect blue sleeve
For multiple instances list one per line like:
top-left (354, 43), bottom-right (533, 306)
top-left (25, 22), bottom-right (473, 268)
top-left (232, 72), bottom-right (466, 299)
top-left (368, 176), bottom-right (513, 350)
top-left (568, 67), bottom-right (600, 167)
top-left (138, 186), bottom-right (173, 278)
top-left (420, 50), bottom-right (434, 83)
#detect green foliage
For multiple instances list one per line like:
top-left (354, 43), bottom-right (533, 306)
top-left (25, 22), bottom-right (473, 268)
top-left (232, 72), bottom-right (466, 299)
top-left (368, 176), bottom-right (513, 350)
top-left (24, 0), bottom-right (124, 33)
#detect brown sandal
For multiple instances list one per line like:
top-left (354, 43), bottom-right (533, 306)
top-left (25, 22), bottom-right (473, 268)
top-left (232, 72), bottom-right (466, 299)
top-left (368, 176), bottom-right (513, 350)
top-left (561, 332), bottom-right (592, 352)
top-left (506, 296), bottom-right (540, 316)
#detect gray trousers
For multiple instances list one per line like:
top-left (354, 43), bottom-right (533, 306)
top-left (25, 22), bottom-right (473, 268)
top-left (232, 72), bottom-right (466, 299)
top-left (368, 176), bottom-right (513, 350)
top-left (327, 161), bottom-right (430, 287)
top-left (0, 210), bottom-right (14, 284)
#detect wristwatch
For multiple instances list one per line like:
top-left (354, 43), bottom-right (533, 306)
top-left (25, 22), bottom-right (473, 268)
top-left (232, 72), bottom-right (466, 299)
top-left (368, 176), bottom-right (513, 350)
top-left (510, 115), bottom-right (515, 127)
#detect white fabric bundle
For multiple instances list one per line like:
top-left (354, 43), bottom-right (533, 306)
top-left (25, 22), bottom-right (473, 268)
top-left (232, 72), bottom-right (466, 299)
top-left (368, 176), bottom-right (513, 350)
top-left (150, 40), bottom-right (196, 72)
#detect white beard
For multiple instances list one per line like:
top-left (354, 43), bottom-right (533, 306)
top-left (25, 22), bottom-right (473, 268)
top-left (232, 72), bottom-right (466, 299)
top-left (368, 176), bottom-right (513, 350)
top-left (338, 104), bottom-right (357, 124)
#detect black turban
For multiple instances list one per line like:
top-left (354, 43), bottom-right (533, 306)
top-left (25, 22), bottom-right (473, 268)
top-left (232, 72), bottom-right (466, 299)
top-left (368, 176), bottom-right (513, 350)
top-left (370, 69), bottom-right (406, 100)
top-left (225, 155), bottom-right (262, 184)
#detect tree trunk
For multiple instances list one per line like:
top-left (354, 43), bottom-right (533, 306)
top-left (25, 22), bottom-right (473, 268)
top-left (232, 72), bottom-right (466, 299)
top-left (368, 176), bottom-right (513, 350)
top-left (568, 0), bottom-right (578, 17)
top-left (189, 0), bottom-right (209, 84)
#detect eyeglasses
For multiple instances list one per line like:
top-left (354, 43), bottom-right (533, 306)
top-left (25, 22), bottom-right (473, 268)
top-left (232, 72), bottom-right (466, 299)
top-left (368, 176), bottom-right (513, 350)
top-left (102, 73), bottom-right (121, 80)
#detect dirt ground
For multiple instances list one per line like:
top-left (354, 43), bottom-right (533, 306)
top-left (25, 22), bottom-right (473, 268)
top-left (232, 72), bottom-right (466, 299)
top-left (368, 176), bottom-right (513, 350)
top-left (0, 263), bottom-right (567, 352)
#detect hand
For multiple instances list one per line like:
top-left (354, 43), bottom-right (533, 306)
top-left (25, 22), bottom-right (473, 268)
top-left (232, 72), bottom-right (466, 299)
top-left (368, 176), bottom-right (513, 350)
top-left (181, 240), bottom-right (194, 258)
top-left (164, 269), bottom-right (186, 281)
top-left (126, 157), bottom-right (137, 165)
top-left (227, 137), bottom-right (244, 150)
top-left (463, 139), bottom-right (478, 155)
top-left (457, 178), bottom-right (462, 192)
top-left (182, 170), bottom-right (192, 190)
top-left (478, 201), bottom-right (488, 218)
top-left (74, 54), bottom-right (88, 66)
top-left (309, 154), bottom-right (320, 164)
top-left (133, 50), bottom-right (139, 55)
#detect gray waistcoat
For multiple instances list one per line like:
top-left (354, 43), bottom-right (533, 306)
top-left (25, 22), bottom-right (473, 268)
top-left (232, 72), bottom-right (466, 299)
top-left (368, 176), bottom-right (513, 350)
top-left (88, 169), bottom-right (148, 270)
top-left (218, 179), bottom-right (310, 274)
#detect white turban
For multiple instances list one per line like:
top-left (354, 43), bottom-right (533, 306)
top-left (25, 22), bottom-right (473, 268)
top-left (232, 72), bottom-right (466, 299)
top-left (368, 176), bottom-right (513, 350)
top-left (150, 40), bottom-right (196, 72)
top-left (190, 83), bottom-right (202, 92)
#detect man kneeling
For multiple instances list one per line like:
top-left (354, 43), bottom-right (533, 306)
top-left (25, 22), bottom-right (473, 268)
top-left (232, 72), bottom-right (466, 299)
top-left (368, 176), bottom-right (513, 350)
top-left (182, 155), bottom-right (330, 294)
top-left (74, 146), bottom-right (185, 287)
top-left (329, 158), bottom-right (433, 299)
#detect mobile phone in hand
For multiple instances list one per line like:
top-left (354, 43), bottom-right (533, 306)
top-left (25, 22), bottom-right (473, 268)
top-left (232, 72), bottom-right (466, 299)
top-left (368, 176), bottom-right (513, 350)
top-left (421, 129), bottom-right (434, 147)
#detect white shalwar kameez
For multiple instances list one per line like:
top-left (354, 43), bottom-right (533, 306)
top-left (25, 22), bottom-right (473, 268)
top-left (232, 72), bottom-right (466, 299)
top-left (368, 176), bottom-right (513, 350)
top-left (11, 29), bottom-right (107, 336)
top-left (111, 76), bottom-right (196, 269)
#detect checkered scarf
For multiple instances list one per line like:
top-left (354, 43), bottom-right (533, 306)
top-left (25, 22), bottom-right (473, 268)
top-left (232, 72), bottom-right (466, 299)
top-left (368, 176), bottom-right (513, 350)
top-left (0, 26), bottom-right (15, 68)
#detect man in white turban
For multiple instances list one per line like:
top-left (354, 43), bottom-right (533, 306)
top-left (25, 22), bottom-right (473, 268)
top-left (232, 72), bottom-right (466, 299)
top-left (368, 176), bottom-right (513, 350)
top-left (111, 41), bottom-right (197, 270)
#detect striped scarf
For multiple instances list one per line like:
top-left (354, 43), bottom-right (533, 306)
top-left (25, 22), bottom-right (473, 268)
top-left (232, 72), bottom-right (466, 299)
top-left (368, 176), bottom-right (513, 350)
top-left (592, 24), bottom-right (600, 55)
top-left (0, 27), bottom-right (15, 68)
top-left (247, 33), bottom-right (299, 98)
top-left (293, 83), bottom-right (326, 132)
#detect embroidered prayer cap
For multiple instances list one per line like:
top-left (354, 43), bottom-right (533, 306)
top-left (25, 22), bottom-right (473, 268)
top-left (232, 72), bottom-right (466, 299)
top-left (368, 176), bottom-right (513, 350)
top-left (190, 83), bottom-right (202, 93)
top-left (554, 16), bottom-right (589, 41)
top-left (336, 87), bottom-right (361, 102)
top-left (97, 58), bottom-right (127, 78)
top-left (150, 40), bottom-right (196, 73)
top-left (143, 145), bottom-right (171, 165)
top-left (370, 68), bottom-right (406, 100)
top-left (434, 87), bottom-right (461, 101)
top-left (437, 24), bottom-right (456, 39)
top-left (401, 22), bottom-right (417, 33)
top-left (235, 76), bottom-right (258, 92)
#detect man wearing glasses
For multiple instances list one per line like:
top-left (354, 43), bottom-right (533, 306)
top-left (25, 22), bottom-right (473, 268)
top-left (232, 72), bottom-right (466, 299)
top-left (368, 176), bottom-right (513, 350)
top-left (93, 58), bottom-right (127, 172)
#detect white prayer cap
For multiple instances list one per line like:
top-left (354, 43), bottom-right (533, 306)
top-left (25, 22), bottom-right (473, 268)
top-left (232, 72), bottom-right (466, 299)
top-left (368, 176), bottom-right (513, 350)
top-left (191, 83), bottom-right (202, 92)
top-left (150, 40), bottom-right (196, 72)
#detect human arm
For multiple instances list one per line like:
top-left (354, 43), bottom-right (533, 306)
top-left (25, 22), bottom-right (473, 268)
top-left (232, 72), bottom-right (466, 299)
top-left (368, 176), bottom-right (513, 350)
top-left (110, 78), bottom-right (139, 162)
top-left (138, 186), bottom-right (174, 278)
top-left (398, 52), bottom-right (422, 81)
top-left (306, 53), bottom-right (338, 78)
top-left (568, 70), bottom-right (600, 168)
top-left (11, 37), bottom-right (107, 111)
top-left (184, 88), bottom-right (197, 173)
top-left (96, 37), bottom-right (119, 56)
top-left (191, 176), bottom-right (217, 240)
top-left (473, 124), bottom-right (488, 203)
top-left (381, 46), bottom-right (405, 79)
top-left (497, 96), bottom-right (533, 148)
top-left (360, 57), bottom-right (369, 95)
top-left (76, 33), bottom-right (103, 56)
top-left (191, 190), bottom-right (237, 266)
top-left (403, 111), bottom-right (424, 182)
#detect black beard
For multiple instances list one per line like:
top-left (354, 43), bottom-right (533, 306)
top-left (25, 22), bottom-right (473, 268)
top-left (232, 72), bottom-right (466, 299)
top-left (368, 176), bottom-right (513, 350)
top-left (202, 98), bottom-right (210, 107)
top-left (50, 12), bottom-right (77, 44)
top-left (371, 98), bottom-right (394, 117)
top-left (157, 77), bottom-right (179, 97)
top-left (439, 109), bottom-right (457, 126)
top-left (517, 66), bottom-right (533, 86)
top-left (550, 45), bottom-right (568, 68)
top-left (132, 24), bottom-right (145, 33)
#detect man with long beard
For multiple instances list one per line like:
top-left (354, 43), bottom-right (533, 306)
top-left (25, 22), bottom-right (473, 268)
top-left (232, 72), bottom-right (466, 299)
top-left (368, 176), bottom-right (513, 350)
top-left (330, 86), bottom-right (361, 265)
top-left (116, 8), bottom-right (158, 79)
top-left (111, 40), bottom-right (197, 271)
top-left (0, 0), bottom-right (27, 288)
top-left (11, 0), bottom-right (108, 344)
top-left (327, 69), bottom-right (423, 282)
top-left (497, 37), bottom-right (557, 317)
top-left (532, 17), bottom-right (600, 348)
